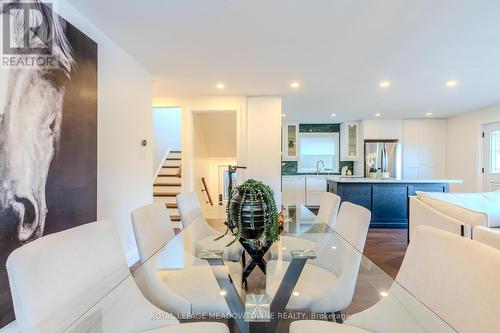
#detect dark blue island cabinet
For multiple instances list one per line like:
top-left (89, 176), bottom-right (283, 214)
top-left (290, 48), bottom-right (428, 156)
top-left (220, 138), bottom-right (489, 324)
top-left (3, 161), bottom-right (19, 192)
top-left (327, 180), bottom-right (450, 229)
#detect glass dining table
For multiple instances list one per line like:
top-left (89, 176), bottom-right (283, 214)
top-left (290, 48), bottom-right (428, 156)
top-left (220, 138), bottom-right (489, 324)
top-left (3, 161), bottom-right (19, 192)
top-left (64, 205), bottom-right (456, 333)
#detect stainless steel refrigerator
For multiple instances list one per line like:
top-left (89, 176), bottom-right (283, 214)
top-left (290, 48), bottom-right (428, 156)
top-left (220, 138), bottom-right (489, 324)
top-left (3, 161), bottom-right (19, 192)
top-left (364, 140), bottom-right (402, 179)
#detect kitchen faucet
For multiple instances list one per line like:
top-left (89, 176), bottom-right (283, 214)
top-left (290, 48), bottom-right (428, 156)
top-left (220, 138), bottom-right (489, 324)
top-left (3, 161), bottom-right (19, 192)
top-left (316, 160), bottom-right (325, 174)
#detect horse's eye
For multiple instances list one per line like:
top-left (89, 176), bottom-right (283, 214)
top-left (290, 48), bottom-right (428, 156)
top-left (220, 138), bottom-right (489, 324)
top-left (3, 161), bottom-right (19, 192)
top-left (49, 119), bottom-right (56, 133)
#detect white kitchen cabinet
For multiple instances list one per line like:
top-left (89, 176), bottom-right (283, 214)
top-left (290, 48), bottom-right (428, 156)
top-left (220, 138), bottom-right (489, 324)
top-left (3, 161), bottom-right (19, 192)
top-left (340, 122), bottom-right (360, 161)
top-left (403, 119), bottom-right (445, 180)
top-left (282, 177), bottom-right (306, 205)
top-left (282, 122), bottom-right (299, 161)
top-left (306, 177), bottom-right (327, 206)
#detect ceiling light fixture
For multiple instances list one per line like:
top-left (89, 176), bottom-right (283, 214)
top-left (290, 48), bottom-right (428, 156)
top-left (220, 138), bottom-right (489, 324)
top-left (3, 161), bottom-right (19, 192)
top-left (292, 291), bottom-right (300, 297)
top-left (282, 114), bottom-right (286, 118)
top-left (380, 291), bottom-right (389, 297)
top-left (445, 80), bottom-right (458, 88)
top-left (375, 113), bottom-right (381, 117)
top-left (216, 83), bottom-right (225, 89)
top-left (331, 113), bottom-right (337, 117)
top-left (379, 81), bottom-right (390, 88)
top-left (426, 112), bottom-right (433, 116)
top-left (290, 82), bottom-right (300, 89)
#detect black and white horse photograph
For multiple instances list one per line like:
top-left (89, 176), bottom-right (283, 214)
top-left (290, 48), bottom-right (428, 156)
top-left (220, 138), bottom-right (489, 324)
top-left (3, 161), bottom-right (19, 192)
top-left (0, 1), bottom-right (97, 325)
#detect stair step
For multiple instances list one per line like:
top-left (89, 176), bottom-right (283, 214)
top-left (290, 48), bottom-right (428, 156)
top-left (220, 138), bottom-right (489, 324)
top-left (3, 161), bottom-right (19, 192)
top-left (153, 183), bottom-right (181, 187)
top-left (168, 208), bottom-right (179, 216)
top-left (170, 150), bottom-right (181, 153)
top-left (171, 215), bottom-right (181, 222)
top-left (165, 203), bottom-right (177, 209)
top-left (166, 157), bottom-right (181, 161)
top-left (154, 177), bottom-right (181, 185)
top-left (163, 161), bottom-right (181, 167)
top-left (168, 152), bottom-right (181, 159)
top-left (162, 165), bottom-right (179, 169)
top-left (154, 186), bottom-right (181, 194)
top-left (158, 168), bottom-right (180, 176)
top-left (154, 192), bottom-right (177, 197)
top-left (154, 197), bottom-right (176, 204)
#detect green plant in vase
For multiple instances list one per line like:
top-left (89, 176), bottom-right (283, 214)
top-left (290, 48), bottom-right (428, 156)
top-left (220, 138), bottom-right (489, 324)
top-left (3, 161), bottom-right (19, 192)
top-left (216, 179), bottom-right (281, 247)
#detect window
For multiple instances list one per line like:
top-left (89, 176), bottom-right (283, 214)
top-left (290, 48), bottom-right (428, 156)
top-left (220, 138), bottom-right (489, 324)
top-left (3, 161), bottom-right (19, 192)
top-left (298, 133), bottom-right (340, 172)
top-left (491, 130), bottom-right (500, 173)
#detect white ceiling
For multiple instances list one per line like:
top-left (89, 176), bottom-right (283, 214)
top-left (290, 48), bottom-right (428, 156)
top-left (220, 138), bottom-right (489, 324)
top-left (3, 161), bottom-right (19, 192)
top-left (66, 0), bottom-right (500, 122)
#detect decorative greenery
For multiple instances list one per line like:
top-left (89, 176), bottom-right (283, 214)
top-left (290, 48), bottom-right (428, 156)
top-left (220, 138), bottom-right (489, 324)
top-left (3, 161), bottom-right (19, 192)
top-left (216, 179), bottom-right (280, 246)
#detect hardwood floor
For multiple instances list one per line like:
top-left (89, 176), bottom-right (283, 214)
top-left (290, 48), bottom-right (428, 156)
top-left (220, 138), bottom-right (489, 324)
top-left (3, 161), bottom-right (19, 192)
top-left (363, 229), bottom-right (407, 279)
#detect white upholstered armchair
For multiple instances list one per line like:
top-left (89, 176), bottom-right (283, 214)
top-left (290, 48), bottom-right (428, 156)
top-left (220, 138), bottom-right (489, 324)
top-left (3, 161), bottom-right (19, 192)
top-left (176, 191), bottom-right (243, 261)
top-left (131, 204), bottom-right (242, 317)
top-left (5, 220), bottom-right (229, 333)
top-left (290, 225), bottom-right (500, 333)
top-left (266, 202), bottom-right (371, 316)
top-left (270, 192), bottom-right (342, 261)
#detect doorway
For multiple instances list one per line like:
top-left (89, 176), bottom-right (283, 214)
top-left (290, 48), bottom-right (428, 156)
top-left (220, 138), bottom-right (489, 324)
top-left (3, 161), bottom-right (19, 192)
top-left (192, 111), bottom-right (239, 220)
top-left (483, 122), bottom-right (500, 191)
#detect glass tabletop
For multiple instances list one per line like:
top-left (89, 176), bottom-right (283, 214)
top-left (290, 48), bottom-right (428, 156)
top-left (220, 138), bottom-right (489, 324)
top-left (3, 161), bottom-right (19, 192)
top-left (63, 205), bottom-right (456, 333)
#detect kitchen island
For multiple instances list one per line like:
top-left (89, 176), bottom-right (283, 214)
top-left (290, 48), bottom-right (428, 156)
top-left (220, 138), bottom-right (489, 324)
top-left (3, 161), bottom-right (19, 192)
top-left (327, 177), bottom-right (462, 229)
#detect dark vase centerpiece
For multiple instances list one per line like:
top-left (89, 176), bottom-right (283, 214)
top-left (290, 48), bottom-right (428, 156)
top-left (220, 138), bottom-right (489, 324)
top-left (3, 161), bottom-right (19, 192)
top-left (218, 179), bottom-right (281, 248)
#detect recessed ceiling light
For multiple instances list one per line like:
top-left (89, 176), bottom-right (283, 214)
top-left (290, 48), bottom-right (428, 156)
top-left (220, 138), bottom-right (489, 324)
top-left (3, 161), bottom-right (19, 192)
top-left (379, 81), bottom-right (390, 88)
top-left (292, 291), bottom-right (300, 297)
top-left (216, 83), bottom-right (225, 89)
top-left (282, 114), bottom-right (286, 118)
top-left (290, 82), bottom-right (300, 89)
top-left (445, 80), bottom-right (458, 88)
top-left (219, 290), bottom-right (227, 296)
top-left (375, 113), bottom-right (381, 117)
top-left (426, 112), bottom-right (433, 116)
top-left (331, 113), bottom-right (337, 117)
top-left (380, 291), bottom-right (389, 297)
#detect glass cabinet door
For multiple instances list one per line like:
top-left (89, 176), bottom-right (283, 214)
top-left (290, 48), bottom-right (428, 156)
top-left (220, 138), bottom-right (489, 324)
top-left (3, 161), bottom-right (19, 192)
top-left (341, 121), bottom-right (359, 161)
top-left (283, 123), bottom-right (299, 160)
top-left (348, 123), bottom-right (358, 158)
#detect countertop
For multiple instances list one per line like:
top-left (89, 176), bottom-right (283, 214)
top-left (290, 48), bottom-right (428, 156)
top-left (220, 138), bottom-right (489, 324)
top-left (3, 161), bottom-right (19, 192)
top-left (282, 174), bottom-right (339, 178)
top-left (326, 176), bottom-right (463, 184)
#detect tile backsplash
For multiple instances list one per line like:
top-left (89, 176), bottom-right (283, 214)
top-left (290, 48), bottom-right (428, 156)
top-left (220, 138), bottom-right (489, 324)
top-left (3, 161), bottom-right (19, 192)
top-left (282, 160), bottom-right (354, 175)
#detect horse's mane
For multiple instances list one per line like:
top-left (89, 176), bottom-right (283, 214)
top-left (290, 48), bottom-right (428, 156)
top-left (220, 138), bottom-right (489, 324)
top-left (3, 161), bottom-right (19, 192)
top-left (1, 0), bottom-right (75, 76)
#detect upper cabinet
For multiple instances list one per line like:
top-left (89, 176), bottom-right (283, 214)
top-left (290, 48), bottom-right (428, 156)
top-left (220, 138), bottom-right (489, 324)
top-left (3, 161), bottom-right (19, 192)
top-left (340, 121), bottom-right (360, 161)
top-left (282, 122), bottom-right (299, 161)
top-left (403, 119), bottom-right (445, 179)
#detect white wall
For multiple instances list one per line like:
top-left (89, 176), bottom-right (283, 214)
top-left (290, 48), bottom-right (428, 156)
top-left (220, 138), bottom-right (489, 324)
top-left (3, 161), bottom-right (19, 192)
top-left (57, 1), bottom-right (153, 265)
top-left (362, 119), bottom-right (403, 140)
top-left (153, 96), bottom-right (247, 193)
top-left (247, 97), bottom-right (282, 204)
top-left (152, 107), bottom-right (181, 175)
top-left (193, 112), bottom-right (237, 218)
top-left (446, 105), bottom-right (500, 192)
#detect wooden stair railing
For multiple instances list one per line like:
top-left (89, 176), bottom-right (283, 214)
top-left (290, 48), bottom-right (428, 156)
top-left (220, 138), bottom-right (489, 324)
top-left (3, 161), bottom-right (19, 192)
top-left (201, 177), bottom-right (214, 206)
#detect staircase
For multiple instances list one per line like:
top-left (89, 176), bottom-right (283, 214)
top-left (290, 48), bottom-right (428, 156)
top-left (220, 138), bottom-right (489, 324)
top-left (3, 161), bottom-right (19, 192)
top-left (153, 151), bottom-right (182, 223)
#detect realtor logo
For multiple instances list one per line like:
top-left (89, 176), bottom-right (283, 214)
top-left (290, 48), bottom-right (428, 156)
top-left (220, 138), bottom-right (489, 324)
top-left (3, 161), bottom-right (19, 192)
top-left (1, 1), bottom-right (58, 69)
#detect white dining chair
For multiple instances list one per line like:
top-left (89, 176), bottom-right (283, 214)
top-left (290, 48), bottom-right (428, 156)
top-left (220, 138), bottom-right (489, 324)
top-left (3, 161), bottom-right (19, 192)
top-left (176, 191), bottom-right (243, 262)
top-left (317, 192), bottom-right (342, 227)
top-left (266, 202), bottom-right (371, 317)
top-left (5, 220), bottom-right (229, 333)
top-left (270, 192), bottom-right (342, 260)
top-left (132, 205), bottom-right (242, 317)
top-left (290, 225), bottom-right (500, 333)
